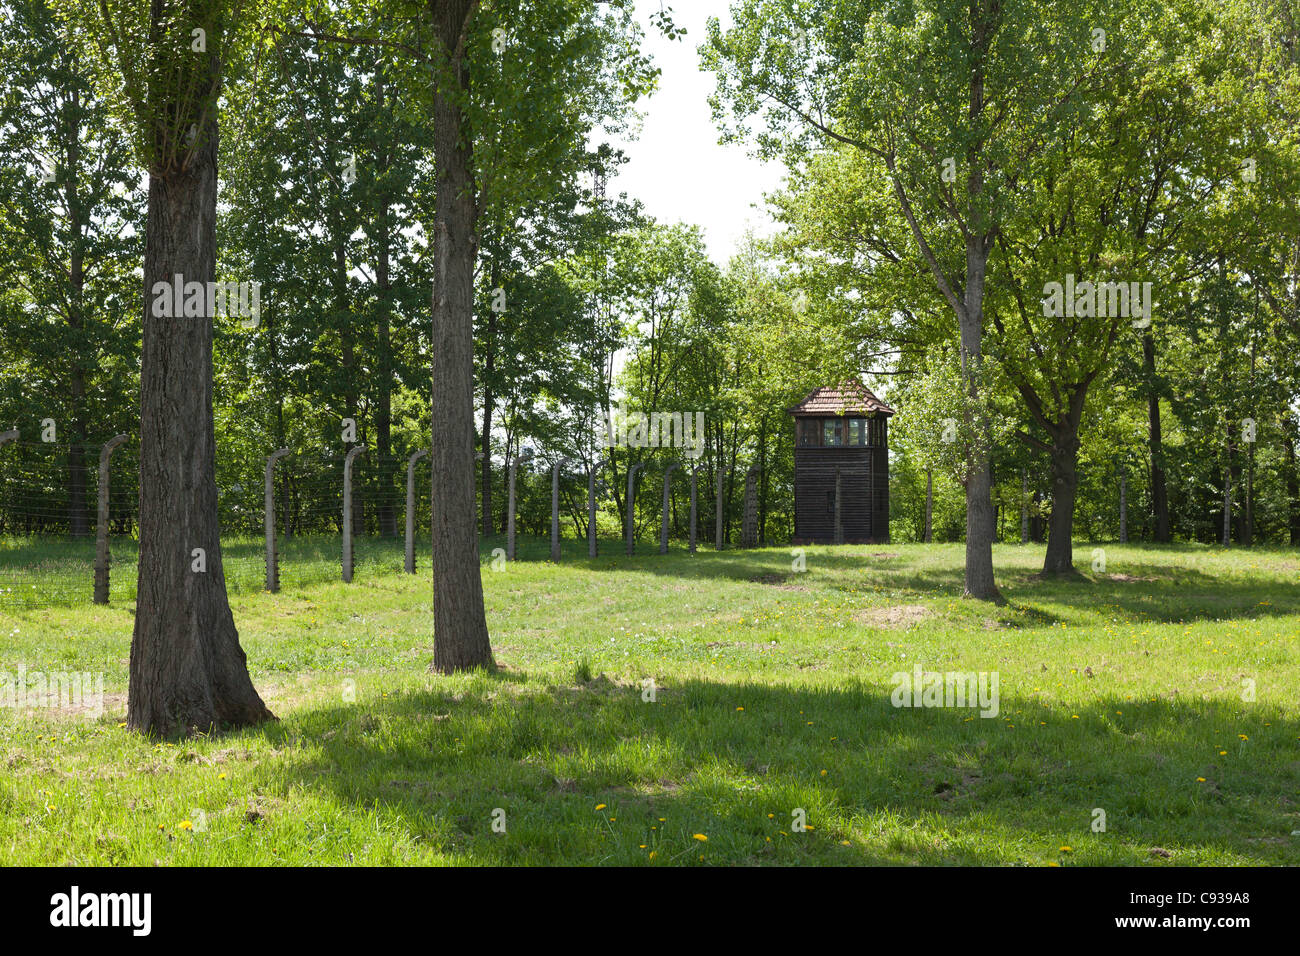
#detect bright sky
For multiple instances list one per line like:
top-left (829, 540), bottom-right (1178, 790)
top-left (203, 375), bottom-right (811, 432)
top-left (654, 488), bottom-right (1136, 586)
top-left (604, 0), bottom-right (786, 265)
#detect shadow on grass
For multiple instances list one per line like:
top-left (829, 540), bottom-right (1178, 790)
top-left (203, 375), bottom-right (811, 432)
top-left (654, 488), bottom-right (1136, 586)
top-left (258, 669), bottom-right (1300, 865)
top-left (485, 536), bottom-right (1300, 627)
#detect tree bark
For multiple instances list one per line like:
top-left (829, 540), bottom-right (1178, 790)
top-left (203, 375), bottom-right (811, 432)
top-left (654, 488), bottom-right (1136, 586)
top-left (958, 239), bottom-right (1001, 600)
top-left (1042, 424), bottom-right (1081, 574)
top-left (429, 0), bottom-right (493, 673)
top-left (128, 49), bottom-right (271, 735)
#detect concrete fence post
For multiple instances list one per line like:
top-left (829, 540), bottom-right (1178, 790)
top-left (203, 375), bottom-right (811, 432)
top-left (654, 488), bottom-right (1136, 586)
top-left (625, 463), bottom-right (644, 556)
top-left (660, 462), bottom-right (680, 554)
top-left (742, 465), bottom-right (760, 548)
top-left (93, 434), bottom-right (129, 604)
top-left (550, 459), bottom-right (570, 562)
top-left (689, 465), bottom-right (703, 554)
top-left (343, 445), bottom-right (366, 582)
top-left (406, 448), bottom-right (430, 573)
top-left (264, 448), bottom-right (290, 592)
top-left (834, 467), bottom-right (844, 545)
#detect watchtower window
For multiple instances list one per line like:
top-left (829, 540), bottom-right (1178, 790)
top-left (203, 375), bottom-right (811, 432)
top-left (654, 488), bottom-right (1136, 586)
top-left (822, 419), bottom-right (843, 446)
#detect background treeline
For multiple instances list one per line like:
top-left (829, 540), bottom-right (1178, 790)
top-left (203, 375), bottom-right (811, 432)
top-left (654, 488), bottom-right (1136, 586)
top-left (2, 0), bottom-right (1297, 551)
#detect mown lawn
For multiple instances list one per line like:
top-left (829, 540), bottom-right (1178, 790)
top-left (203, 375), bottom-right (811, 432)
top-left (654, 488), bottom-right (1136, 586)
top-left (1, 539), bottom-right (1298, 865)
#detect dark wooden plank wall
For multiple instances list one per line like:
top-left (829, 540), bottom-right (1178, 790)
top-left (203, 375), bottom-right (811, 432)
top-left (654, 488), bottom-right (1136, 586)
top-left (793, 446), bottom-right (875, 543)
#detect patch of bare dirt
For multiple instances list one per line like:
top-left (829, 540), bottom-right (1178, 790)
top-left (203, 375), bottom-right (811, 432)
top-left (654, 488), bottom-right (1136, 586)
top-left (1107, 573), bottom-right (1158, 582)
top-left (854, 604), bottom-right (930, 629)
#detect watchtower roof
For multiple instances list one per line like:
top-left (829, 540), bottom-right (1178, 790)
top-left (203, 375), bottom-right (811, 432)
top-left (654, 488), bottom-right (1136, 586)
top-left (788, 382), bottom-right (894, 418)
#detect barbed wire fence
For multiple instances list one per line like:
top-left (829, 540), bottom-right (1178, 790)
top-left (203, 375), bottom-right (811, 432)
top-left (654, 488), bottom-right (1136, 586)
top-left (1, 436), bottom-right (769, 610)
top-left (0, 439), bottom-right (435, 609)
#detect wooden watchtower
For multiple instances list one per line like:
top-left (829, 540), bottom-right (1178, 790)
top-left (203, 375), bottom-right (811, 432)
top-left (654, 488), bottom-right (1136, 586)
top-left (789, 382), bottom-right (893, 544)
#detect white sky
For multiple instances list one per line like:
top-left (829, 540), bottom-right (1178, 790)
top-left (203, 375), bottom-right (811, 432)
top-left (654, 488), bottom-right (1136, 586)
top-left (603, 0), bottom-right (786, 264)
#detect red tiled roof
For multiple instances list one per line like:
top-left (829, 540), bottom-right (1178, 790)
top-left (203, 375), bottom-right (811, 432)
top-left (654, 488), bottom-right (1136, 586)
top-left (788, 382), bottom-right (895, 417)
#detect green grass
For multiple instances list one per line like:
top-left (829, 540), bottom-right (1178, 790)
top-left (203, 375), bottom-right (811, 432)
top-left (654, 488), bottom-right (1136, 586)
top-left (1, 539), bottom-right (1298, 865)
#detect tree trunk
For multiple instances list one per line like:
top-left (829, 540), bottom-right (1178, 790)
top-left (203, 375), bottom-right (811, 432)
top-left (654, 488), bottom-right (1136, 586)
top-left (1222, 422), bottom-right (1235, 547)
top-left (924, 468), bottom-right (933, 543)
top-left (375, 70), bottom-right (398, 538)
top-left (958, 241), bottom-right (1001, 601)
top-left (757, 416), bottom-right (768, 544)
top-left (64, 92), bottom-right (90, 537)
top-left (1142, 332), bottom-right (1170, 542)
top-left (1119, 469), bottom-right (1127, 544)
top-left (1019, 469), bottom-right (1028, 544)
top-left (335, 226), bottom-right (362, 536)
top-left (1241, 337), bottom-right (1256, 546)
top-left (430, 0), bottom-right (493, 673)
top-left (1042, 425), bottom-right (1081, 574)
top-left (128, 63), bottom-right (271, 736)
top-left (481, 277), bottom-right (498, 536)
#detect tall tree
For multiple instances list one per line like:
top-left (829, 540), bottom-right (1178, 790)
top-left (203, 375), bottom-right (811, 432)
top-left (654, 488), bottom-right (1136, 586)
top-left (707, 0), bottom-right (1117, 598)
top-left (59, 0), bottom-right (272, 734)
top-left (0, 0), bottom-right (140, 533)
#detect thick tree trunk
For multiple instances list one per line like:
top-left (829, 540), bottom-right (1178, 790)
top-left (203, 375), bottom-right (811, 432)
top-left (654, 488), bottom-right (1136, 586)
top-left (1142, 333), bottom-right (1170, 542)
top-left (958, 243), bottom-right (1001, 601)
top-left (128, 81), bottom-right (271, 736)
top-left (1042, 426), bottom-right (1080, 574)
top-left (430, 0), bottom-right (493, 673)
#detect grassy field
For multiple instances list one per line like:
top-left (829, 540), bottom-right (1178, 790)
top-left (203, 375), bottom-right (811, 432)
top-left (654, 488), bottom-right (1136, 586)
top-left (1, 538), bottom-right (1297, 866)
